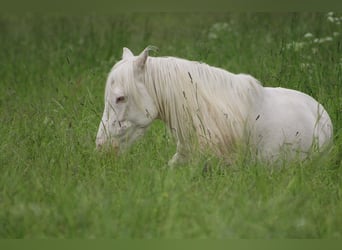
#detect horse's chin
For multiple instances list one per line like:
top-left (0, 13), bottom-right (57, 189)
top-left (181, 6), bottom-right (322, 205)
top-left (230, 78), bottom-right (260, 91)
top-left (96, 139), bottom-right (120, 155)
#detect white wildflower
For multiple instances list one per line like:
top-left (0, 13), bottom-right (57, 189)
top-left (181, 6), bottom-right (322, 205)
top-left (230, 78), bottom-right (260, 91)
top-left (208, 22), bottom-right (231, 40)
top-left (211, 22), bottom-right (229, 32)
top-left (327, 12), bottom-right (334, 17)
top-left (221, 22), bottom-right (229, 30)
top-left (304, 33), bottom-right (313, 39)
top-left (333, 32), bottom-right (339, 37)
top-left (314, 37), bottom-right (333, 43)
top-left (208, 32), bottom-right (218, 40)
top-left (328, 16), bottom-right (335, 23)
top-left (295, 42), bottom-right (306, 50)
top-left (300, 63), bottom-right (311, 69)
top-left (286, 41), bottom-right (306, 51)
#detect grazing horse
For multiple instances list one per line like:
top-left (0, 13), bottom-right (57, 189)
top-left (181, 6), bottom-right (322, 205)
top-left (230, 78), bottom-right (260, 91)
top-left (96, 46), bottom-right (333, 166)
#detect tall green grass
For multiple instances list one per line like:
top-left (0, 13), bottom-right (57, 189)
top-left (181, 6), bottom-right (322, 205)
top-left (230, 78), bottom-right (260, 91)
top-left (0, 13), bottom-right (341, 238)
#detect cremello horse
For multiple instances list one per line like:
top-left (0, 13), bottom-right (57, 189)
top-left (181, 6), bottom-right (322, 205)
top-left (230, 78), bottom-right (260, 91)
top-left (96, 46), bottom-right (333, 166)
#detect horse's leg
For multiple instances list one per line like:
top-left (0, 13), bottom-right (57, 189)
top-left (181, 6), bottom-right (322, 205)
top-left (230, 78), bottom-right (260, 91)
top-left (168, 141), bottom-right (189, 167)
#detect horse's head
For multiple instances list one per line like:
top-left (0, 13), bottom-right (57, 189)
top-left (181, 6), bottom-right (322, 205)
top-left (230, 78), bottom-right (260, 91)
top-left (96, 46), bottom-right (158, 152)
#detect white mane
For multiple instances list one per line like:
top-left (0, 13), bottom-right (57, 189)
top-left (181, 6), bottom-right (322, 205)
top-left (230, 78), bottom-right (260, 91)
top-left (133, 56), bottom-right (264, 155)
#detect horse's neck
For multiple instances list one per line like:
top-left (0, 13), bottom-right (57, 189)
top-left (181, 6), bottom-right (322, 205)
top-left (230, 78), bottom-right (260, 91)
top-left (144, 57), bottom-right (264, 140)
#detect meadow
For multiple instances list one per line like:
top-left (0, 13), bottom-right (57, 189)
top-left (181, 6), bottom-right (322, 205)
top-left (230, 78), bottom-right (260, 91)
top-left (0, 12), bottom-right (341, 238)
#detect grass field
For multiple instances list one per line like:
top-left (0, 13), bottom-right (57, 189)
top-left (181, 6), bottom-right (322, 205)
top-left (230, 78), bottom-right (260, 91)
top-left (0, 12), bottom-right (341, 238)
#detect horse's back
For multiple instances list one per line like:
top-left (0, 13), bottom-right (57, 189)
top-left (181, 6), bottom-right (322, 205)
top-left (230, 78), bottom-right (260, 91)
top-left (249, 87), bottom-right (333, 161)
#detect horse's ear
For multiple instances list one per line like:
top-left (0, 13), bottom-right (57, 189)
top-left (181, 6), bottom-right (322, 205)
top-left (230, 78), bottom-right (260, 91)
top-left (135, 45), bottom-right (159, 70)
top-left (122, 47), bottom-right (134, 59)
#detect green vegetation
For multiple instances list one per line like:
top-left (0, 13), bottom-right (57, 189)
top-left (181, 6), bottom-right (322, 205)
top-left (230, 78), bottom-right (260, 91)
top-left (0, 13), bottom-right (341, 238)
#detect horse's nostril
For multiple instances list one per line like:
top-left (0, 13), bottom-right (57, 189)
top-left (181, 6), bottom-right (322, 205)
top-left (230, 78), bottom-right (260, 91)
top-left (112, 139), bottom-right (119, 150)
top-left (96, 143), bottom-right (102, 150)
top-left (112, 147), bottom-right (119, 156)
top-left (96, 137), bottom-right (106, 150)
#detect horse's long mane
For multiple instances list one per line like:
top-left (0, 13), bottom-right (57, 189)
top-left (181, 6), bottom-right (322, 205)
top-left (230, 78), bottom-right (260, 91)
top-left (141, 56), bottom-right (264, 155)
top-left (118, 56), bottom-right (264, 155)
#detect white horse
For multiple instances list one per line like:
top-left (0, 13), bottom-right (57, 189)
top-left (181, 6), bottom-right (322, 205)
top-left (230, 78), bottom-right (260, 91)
top-left (96, 46), bottom-right (333, 166)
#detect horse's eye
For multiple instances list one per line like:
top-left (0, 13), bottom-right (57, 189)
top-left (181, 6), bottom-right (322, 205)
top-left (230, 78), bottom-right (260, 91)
top-left (116, 96), bottom-right (126, 104)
